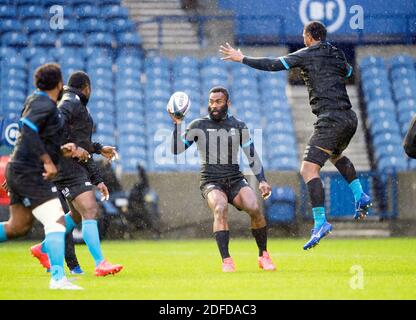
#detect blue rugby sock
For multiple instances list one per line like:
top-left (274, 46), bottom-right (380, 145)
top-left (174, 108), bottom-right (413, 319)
top-left (82, 220), bottom-right (104, 266)
top-left (312, 207), bottom-right (326, 229)
top-left (40, 212), bottom-right (77, 253)
top-left (349, 179), bottom-right (364, 202)
top-left (45, 232), bottom-right (65, 281)
top-left (0, 222), bottom-right (8, 242)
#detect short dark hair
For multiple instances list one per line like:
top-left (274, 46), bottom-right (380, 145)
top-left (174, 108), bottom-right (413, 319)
top-left (209, 86), bottom-right (229, 101)
top-left (304, 21), bottom-right (327, 41)
top-left (34, 63), bottom-right (63, 90)
top-left (68, 71), bottom-right (91, 90)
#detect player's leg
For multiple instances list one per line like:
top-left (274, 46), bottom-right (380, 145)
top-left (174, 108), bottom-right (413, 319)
top-left (206, 188), bottom-right (235, 272)
top-left (301, 145), bottom-right (333, 250)
top-left (71, 190), bottom-right (123, 276)
top-left (31, 198), bottom-right (82, 290)
top-left (32, 194), bottom-right (81, 272)
top-left (0, 204), bottom-right (34, 242)
top-left (232, 186), bottom-right (276, 271)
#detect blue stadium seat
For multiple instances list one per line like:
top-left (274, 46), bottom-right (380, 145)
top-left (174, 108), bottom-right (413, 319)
top-left (173, 66), bottom-right (199, 80)
top-left (269, 156), bottom-right (298, 171)
top-left (89, 100), bottom-right (113, 113)
top-left (59, 32), bottom-right (84, 47)
top-left (88, 67), bottom-right (113, 81)
top-left (267, 133), bottom-right (296, 146)
top-left (116, 77), bottom-right (141, 90)
top-left (118, 122), bottom-right (146, 136)
top-left (91, 88), bottom-right (113, 102)
top-left (359, 56), bottom-right (385, 70)
top-left (389, 54), bottom-right (415, 69)
top-left (69, 0), bottom-right (96, 5)
top-left (264, 185), bottom-right (296, 224)
top-left (371, 120), bottom-right (401, 136)
top-left (19, 5), bottom-right (44, 19)
top-left (0, 5), bottom-right (16, 19)
top-left (115, 92), bottom-right (144, 106)
top-left (1, 32), bottom-right (29, 47)
top-left (49, 47), bottom-right (83, 61)
top-left (201, 56), bottom-right (222, 67)
top-left (393, 85), bottom-right (416, 101)
top-left (92, 133), bottom-right (116, 147)
top-left (107, 18), bottom-right (136, 33)
top-left (86, 32), bottom-right (114, 47)
top-left (373, 132), bottom-right (403, 147)
top-left (374, 143), bottom-right (404, 162)
top-left (1, 78), bottom-right (26, 92)
top-left (102, 5), bottom-right (129, 19)
top-left (0, 19), bottom-right (22, 34)
top-left (145, 66), bottom-right (170, 80)
top-left (378, 156), bottom-right (408, 172)
top-left (79, 18), bottom-right (107, 33)
top-left (367, 99), bottom-right (396, 114)
top-left (397, 98), bottom-right (416, 113)
top-left (391, 67), bottom-right (416, 81)
top-left (22, 18), bottom-right (50, 34)
top-left (116, 32), bottom-right (142, 47)
top-left (1, 55), bottom-right (26, 69)
top-left (1, 67), bottom-right (27, 81)
top-left (367, 110), bottom-right (393, 127)
top-left (173, 56), bottom-right (199, 68)
top-left (84, 47), bottom-right (111, 59)
top-left (21, 47), bottom-right (47, 60)
top-left (144, 56), bottom-right (170, 68)
top-left (74, 5), bottom-right (99, 19)
top-left (116, 55), bottom-right (142, 69)
top-left (2, 100), bottom-right (23, 113)
top-left (87, 55), bottom-right (112, 69)
top-left (31, 31), bottom-right (57, 47)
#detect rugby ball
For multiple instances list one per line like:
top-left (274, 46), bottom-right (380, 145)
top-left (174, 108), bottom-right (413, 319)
top-left (167, 91), bottom-right (191, 120)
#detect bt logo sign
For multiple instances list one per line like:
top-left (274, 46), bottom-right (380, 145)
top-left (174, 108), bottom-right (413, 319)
top-left (4, 123), bottom-right (19, 146)
top-left (299, 0), bottom-right (364, 33)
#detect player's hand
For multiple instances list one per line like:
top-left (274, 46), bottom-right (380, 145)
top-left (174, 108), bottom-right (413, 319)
top-left (61, 143), bottom-right (77, 157)
top-left (100, 146), bottom-right (119, 162)
top-left (168, 111), bottom-right (182, 124)
top-left (73, 146), bottom-right (91, 162)
top-left (43, 161), bottom-right (58, 180)
top-left (219, 42), bottom-right (244, 63)
top-left (1, 180), bottom-right (9, 193)
top-left (97, 182), bottom-right (109, 201)
top-left (259, 181), bottom-right (272, 200)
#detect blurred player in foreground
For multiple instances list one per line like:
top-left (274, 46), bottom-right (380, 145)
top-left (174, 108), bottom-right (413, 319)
top-left (0, 63), bottom-right (88, 289)
top-left (170, 86), bottom-right (275, 272)
top-left (30, 71), bottom-right (123, 277)
top-left (220, 21), bottom-right (372, 250)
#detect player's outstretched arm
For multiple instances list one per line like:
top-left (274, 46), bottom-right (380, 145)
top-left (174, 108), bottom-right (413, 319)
top-left (220, 42), bottom-right (287, 72)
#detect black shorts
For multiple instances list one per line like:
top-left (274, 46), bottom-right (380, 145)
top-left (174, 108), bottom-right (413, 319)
top-left (6, 163), bottom-right (58, 209)
top-left (304, 109), bottom-right (358, 167)
top-left (54, 176), bottom-right (93, 202)
top-left (200, 177), bottom-right (250, 209)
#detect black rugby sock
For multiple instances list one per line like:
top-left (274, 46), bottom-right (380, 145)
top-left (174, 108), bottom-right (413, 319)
top-left (214, 230), bottom-right (230, 260)
top-left (334, 156), bottom-right (357, 183)
top-left (251, 226), bottom-right (268, 256)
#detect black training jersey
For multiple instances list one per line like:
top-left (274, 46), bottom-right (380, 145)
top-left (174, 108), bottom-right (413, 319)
top-left (172, 114), bottom-right (266, 183)
top-left (10, 91), bottom-right (63, 173)
top-left (243, 41), bottom-right (353, 116)
top-left (53, 86), bottom-right (103, 185)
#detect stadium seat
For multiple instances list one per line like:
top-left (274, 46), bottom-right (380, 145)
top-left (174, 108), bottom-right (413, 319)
top-left (102, 5), bottom-right (129, 19)
top-left (86, 32), bottom-right (114, 47)
top-left (22, 18), bottom-right (50, 34)
top-left (79, 18), bottom-right (107, 33)
top-left (0, 5), bottom-right (16, 19)
top-left (18, 5), bottom-right (44, 19)
top-left (59, 32), bottom-right (85, 47)
top-left (31, 31), bottom-right (57, 47)
top-left (0, 19), bottom-right (22, 34)
top-left (74, 5), bottom-right (99, 19)
top-left (107, 18), bottom-right (136, 33)
top-left (116, 32), bottom-right (142, 47)
top-left (1, 32), bottom-right (29, 47)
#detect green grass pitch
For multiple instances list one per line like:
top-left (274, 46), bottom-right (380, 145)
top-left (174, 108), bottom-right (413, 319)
top-left (0, 238), bottom-right (415, 300)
